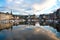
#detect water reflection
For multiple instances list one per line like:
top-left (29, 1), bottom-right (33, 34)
top-left (40, 21), bottom-right (60, 39)
top-left (0, 23), bottom-right (13, 31)
top-left (0, 22), bottom-right (60, 40)
top-left (40, 21), bottom-right (60, 32)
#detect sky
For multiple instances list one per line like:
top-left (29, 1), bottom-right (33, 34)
top-left (0, 0), bottom-right (60, 15)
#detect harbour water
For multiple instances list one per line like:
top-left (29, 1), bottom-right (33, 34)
top-left (0, 21), bottom-right (60, 40)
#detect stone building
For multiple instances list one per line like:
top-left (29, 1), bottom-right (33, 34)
top-left (0, 12), bottom-right (13, 20)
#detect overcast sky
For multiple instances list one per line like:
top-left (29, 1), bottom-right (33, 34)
top-left (0, 0), bottom-right (60, 15)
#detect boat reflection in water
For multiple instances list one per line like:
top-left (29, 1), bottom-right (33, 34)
top-left (0, 21), bottom-right (60, 40)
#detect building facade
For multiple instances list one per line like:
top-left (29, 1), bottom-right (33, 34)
top-left (0, 12), bottom-right (13, 20)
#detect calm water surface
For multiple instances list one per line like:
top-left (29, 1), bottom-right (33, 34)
top-left (0, 22), bottom-right (60, 40)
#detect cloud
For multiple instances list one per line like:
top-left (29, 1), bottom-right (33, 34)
top-left (6, 0), bottom-right (33, 15)
top-left (5, 0), bottom-right (58, 15)
top-left (33, 0), bottom-right (57, 10)
top-left (8, 0), bottom-right (12, 2)
top-left (33, 0), bottom-right (57, 15)
top-left (59, 0), bottom-right (60, 1)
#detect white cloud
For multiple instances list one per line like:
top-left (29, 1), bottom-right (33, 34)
top-left (6, 0), bottom-right (13, 3)
top-left (6, 0), bottom-right (33, 15)
top-left (6, 0), bottom-right (23, 4)
top-left (59, 0), bottom-right (60, 1)
top-left (5, 0), bottom-right (58, 15)
top-left (33, 0), bottom-right (57, 10)
top-left (33, 0), bottom-right (57, 15)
